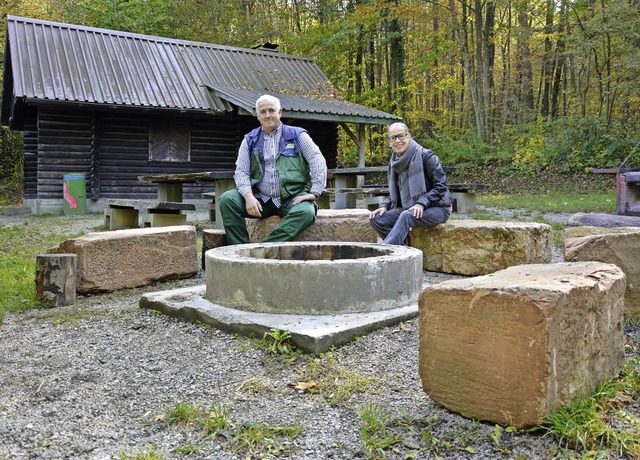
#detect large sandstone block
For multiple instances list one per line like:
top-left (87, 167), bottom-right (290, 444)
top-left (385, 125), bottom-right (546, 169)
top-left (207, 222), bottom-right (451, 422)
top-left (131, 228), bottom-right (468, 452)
top-left (246, 209), bottom-right (377, 243)
top-left (49, 225), bottom-right (199, 293)
top-left (565, 225), bottom-right (640, 318)
top-left (419, 262), bottom-right (626, 428)
top-left (411, 220), bottom-right (552, 275)
top-left (568, 212), bottom-right (640, 228)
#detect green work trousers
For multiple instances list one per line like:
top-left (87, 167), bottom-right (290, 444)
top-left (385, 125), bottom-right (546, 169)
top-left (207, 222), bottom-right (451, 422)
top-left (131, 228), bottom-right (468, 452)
top-left (218, 189), bottom-right (316, 245)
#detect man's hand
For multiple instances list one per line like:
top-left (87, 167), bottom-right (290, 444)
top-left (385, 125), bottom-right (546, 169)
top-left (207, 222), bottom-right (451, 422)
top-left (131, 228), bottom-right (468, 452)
top-left (244, 194), bottom-right (262, 217)
top-left (292, 193), bottom-right (316, 205)
top-left (369, 207), bottom-right (386, 220)
top-left (409, 203), bottom-right (425, 219)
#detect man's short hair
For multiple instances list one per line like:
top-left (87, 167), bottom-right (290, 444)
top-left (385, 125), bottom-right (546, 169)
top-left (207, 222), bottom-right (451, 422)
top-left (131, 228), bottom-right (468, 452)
top-left (256, 94), bottom-right (282, 113)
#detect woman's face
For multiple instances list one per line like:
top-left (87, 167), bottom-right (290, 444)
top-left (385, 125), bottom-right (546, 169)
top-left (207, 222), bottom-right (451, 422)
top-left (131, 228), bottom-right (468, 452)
top-left (388, 126), bottom-right (410, 156)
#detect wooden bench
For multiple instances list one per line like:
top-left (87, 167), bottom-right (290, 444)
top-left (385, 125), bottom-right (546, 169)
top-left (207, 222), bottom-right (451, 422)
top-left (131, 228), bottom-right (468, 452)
top-left (104, 199), bottom-right (196, 230)
top-left (320, 183), bottom-right (488, 213)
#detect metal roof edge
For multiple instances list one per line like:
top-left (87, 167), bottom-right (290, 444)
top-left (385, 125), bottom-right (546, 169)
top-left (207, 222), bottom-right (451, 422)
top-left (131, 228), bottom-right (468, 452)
top-left (6, 15), bottom-right (313, 61)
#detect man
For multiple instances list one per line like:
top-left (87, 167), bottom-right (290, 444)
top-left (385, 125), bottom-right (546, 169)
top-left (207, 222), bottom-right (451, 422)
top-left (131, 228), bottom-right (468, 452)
top-left (369, 122), bottom-right (452, 245)
top-left (219, 94), bottom-right (327, 244)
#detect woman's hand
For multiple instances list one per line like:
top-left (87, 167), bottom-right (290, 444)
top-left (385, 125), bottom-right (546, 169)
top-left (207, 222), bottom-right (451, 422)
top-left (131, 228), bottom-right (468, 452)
top-left (369, 207), bottom-right (386, 220)
top-left (409, 203), bottom-right (425, 219)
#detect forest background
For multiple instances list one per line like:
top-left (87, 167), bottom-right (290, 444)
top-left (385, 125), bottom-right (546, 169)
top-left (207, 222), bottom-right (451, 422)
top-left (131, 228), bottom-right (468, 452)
top-left (1, 0), bottom-right (639, 199)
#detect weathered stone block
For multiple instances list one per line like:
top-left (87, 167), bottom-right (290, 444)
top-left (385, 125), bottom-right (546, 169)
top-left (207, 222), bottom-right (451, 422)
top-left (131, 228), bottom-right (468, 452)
top-left (202, 228), bottom-right (228, 268)
top-left (411, 220), bottom-right (552, 275)
top-left (48, 225), bottom-right (199, 293)
top-left (565, 225), bottom-right (640, 318)
top-left (246, 209), bottom-right (377, 243)
top-left (419, 262), bottom-right (626, 428)
top-left (568, 212), bottom-right (640, 228)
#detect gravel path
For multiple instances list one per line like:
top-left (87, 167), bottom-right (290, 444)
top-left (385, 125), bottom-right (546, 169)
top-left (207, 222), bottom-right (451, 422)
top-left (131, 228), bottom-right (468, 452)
top-left (0, 209), bottom-right (635, 459)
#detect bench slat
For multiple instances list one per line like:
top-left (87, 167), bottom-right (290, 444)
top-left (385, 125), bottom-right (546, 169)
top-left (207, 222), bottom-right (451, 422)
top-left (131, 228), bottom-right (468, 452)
top-left (323, 183), bottom-right (488, 195)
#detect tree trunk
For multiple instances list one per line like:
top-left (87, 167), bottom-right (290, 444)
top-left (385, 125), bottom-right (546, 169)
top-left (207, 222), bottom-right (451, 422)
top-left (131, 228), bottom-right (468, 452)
top-left (35, 254), bottom-right (77, 307)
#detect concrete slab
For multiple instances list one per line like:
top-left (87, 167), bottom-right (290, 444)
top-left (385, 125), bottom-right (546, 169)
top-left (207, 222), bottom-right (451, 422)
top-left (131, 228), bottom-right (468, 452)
top-left (140, 285), bottom-right (418, 354)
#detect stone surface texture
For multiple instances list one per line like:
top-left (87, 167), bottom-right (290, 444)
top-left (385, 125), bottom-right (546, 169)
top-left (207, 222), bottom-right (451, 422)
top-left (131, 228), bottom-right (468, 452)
top-left (419, 261), bottom-right (626, 429)
top-left (564, 225), bottom-right (640, 318)
top-left (48, 225), bottom-right (199, 293)
top-left (205, 242), bottom-right (423, 315)
top-left (246, 209), bottom-right (377, 243)
top-left (411, 219), bottom-right (553, 275)
top-left (568, 212), bottom-right (640, 228)
top-left (34, 254), bottom-right (77, 306)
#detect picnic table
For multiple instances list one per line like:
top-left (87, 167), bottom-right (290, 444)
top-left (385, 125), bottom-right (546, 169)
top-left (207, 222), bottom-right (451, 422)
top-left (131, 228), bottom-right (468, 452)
top-left (138, 170), bottom-right (236, 228)
top-left (325, 166), bottom-right (468, 210)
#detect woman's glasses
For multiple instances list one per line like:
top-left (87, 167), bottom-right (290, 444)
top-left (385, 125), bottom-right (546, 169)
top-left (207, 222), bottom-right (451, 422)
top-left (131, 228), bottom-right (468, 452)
top-left (389, 132), bottom-right (409, 141)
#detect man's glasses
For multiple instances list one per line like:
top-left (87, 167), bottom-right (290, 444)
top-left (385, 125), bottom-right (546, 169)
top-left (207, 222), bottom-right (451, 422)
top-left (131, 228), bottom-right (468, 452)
top-left (389, 132), bottom-right (409, 141)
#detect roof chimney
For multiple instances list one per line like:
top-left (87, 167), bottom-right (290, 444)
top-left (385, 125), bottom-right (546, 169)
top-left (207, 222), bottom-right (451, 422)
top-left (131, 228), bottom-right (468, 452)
top-left (252, 42), bottom-right (279, 52)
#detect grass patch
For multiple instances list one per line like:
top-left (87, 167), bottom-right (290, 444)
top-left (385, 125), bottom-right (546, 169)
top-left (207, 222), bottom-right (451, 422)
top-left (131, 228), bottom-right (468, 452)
top-left (297, 352), bottom-right (379, 407)
top-left (359, 403), bottom-right (402, 457)
top-left (540, 359), bottom-right (640, 457)
top-left (158, 400), bottom-right (302, 457)
top-left (0, 219), bottom-right (86, 322)
top-left (479, 191), bottom-right (616, 214)
top-left (117, 446), bottom-right (165, 460)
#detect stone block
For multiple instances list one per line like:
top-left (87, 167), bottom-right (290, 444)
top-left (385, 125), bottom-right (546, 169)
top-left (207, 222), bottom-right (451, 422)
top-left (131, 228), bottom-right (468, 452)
top-left (202, 228), bottom-right (228, 268)
top-left (419, 262), bottom-right (626, 428)
top-left (411, 220), bottom-right (552, 275)
top-left (104, 206), bottom-right (139, 230)
top-left (565, 225), bottom-right (640, 318)
top-left (246, 209), bottom-right (377, 243)
top-left (142, 212), bottom-right (187, 228)
top-left (48, 225), bottom-right (199, 293)
top-left (568, 212), bottom-right (640, 228)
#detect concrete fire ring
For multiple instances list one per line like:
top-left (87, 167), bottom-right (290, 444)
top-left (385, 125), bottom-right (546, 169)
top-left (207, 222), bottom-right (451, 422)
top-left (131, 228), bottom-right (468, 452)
top-left (205, 242), bottom-right (423, 315)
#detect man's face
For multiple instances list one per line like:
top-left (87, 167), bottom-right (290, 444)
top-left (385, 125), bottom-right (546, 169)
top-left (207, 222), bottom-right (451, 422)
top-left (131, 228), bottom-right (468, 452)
top-left (388, 125), bottom-right (411, 156)
top-left (257, 100), bottom-right (282, 134)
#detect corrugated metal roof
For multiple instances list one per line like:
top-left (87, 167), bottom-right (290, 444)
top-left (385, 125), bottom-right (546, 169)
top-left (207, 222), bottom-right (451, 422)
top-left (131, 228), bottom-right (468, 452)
top-left (3, 15), bottom-right (400, 125)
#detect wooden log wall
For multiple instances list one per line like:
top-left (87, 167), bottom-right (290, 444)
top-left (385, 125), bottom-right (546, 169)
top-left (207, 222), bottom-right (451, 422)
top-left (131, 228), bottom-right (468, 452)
top-left (23, 115), bottom-right (38, 198)
top-left (37, 108), bottom-right (93, 199)
top-left (31, 107), bottom-right (339, 201)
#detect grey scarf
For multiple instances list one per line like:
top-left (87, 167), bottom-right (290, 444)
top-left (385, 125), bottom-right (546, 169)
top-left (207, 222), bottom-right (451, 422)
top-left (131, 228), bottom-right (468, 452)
top-left (388, 139), bottom-right (427, 208)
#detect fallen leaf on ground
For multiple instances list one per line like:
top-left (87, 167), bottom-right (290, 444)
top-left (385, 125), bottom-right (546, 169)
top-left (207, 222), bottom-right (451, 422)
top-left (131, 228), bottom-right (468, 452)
top-left (399, 322), bottom-right (413, 333)
top-left (290, 381), bottom-right (317, 391)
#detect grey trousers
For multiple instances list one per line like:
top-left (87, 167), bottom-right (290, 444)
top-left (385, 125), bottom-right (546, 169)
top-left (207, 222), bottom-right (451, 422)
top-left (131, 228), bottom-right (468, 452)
top-left (370, 206), bottom-right (451, 245)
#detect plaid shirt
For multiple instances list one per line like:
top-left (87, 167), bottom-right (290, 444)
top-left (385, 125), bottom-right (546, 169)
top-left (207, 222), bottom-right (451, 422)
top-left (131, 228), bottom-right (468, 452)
top-left (234, 124), bottom-right (327, 207)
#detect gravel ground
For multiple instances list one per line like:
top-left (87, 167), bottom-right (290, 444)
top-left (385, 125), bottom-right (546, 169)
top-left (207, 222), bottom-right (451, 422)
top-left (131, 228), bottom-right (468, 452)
top-left (0, 209), bottom-right (637, 459)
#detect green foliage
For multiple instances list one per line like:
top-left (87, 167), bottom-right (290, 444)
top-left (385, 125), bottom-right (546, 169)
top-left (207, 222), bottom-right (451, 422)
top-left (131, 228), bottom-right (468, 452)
top-left (359, 403), bottom-right (402, 458)
top-left (261, 328), bottom-right (295, 355)
top-left (202, 402), bottom-right (233, 435)
top-left (118, 446), bottom-right (165, 460)
top-left (0, 127), bottom-right (24, 183)
top-left (164, 401), bottom-right (201, 426)
top-left (541, 359), bottom-right (640, 457)
top-left (298, 353), bottom-right (378, 407)
top-left (158, 400), bottom-right (302, 458)
top-left (0, 221), bottom-right (83, 322)
top-left (231, 422), bottom-right (303, 458)
top-left (422, 132), bottom-right (503, 166)
top-left (50, 0), bottom-right (175, 36)
top-left (501, 117), bottom-right (638, 173)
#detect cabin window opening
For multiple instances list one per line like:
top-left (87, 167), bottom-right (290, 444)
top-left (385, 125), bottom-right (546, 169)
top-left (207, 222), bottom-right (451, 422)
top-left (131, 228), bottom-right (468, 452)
top-left (149, 119), bottom-right (190, 162)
